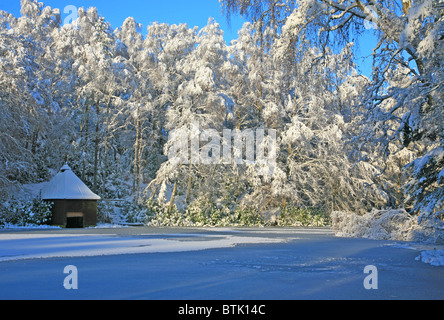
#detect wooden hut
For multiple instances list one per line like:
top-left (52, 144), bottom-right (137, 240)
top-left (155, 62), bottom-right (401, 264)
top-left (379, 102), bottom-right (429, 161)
top-left (41, 164), bottom-right (101, 228)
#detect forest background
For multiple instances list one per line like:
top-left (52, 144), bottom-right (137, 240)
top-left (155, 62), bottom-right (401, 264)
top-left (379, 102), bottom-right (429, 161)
top-left (0, 1), bottom-right (442, 241)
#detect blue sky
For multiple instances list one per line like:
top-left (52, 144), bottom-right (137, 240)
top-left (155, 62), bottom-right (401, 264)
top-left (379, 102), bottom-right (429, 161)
top-left (0, 0), bottom-right (247, 44)
top-left (1, 0), bottom-right (375, 76)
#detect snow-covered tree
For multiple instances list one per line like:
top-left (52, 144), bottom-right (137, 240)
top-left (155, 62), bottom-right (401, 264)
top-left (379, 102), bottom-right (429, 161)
top-left (0, 0), bottom-right (64, 195)
top-left (1, 0), bottom-right (440, 233)
top-left (114, 17), bottom-right (158, 202)
top-left (222, 0), bottom-right (443, 225)
top-left (147, 19), bottom-right (235, 211)
top-left (142, 22), bottom-right (198, 208)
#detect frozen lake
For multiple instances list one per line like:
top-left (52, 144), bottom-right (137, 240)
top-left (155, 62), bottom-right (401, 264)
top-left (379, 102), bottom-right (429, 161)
top-left (0, 227), bottom-right (442, 300)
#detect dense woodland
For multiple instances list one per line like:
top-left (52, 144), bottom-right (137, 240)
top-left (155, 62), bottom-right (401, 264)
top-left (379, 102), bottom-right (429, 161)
top-left (0, 1), bottom-right (442, 231)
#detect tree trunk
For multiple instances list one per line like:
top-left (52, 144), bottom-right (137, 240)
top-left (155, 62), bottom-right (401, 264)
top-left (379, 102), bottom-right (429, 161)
top-left (81, 101), bottom-right (90, 181)
top-left (102, 97), bottom-right (111, 197)
top-left (93, 101), bottom-right (100, 193)
top-left (168, 181), bottom-right (178, 214)
top-left (133, 106), bottom-right (141, 203)
top-left (186, 164), bottom-right (192, 204)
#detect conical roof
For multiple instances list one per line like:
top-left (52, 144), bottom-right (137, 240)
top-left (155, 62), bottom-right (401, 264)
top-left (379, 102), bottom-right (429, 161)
top-left (41, 164), bottom-right (101, 200)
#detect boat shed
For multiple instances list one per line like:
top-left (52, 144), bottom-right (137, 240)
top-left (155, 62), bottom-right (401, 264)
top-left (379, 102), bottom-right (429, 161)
top-left (41, 164), bottom-right (101, 228)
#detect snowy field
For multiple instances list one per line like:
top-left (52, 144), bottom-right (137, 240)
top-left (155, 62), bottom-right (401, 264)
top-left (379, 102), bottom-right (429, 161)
top-left (0, 226), bottom-right (443, 300)
top-left (0, 227), bottom-right (297, 261)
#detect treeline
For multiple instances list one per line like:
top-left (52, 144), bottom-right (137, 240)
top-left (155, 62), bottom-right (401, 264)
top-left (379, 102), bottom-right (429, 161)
top-left (0, 1), bottom-right (442, 228)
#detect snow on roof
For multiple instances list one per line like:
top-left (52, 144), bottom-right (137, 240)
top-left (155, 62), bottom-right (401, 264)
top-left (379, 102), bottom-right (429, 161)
top-left (41, 164), bottom-right (101, 200)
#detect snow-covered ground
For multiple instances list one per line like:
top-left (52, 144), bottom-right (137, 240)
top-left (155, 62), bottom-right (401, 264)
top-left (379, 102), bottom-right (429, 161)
top-left (415, 249), bottom-right (444, 266)
top-left (0, 227), bottom-right (443, 300)
top-left (3, 219), bottom-right (443, 266)
top-left (1, 224), bottom-right (443, 267)
top-left (0, 228), bottom-right (294, 262)
top-left (331, 209), bottom-right (444, 266)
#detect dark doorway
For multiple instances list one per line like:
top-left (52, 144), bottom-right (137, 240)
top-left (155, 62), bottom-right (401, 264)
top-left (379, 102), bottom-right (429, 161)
top-left (66, 212), bottom-right (84, 228)
top-left (66, 217), bottom-right (84, 228)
